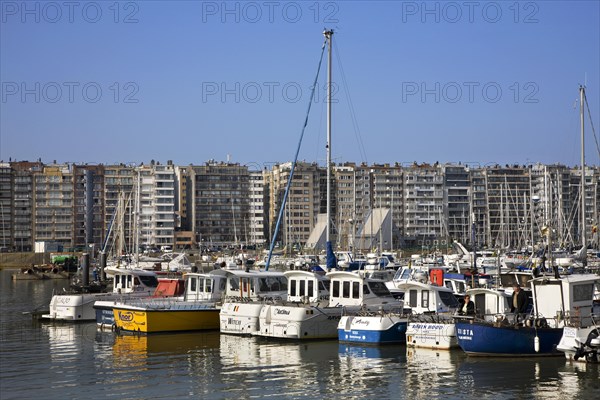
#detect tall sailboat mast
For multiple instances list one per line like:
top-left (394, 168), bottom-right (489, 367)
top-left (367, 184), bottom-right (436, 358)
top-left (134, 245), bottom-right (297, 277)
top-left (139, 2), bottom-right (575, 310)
top-left (325, 29), bottom-right (333, 244)
top-left (579, 85), bottom-right (587, 254)
top-left (324, 29), bottom-right (337, 270)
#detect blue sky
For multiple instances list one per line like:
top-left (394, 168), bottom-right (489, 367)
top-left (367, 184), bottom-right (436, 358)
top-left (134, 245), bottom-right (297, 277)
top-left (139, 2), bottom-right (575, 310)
top-left (1, 0), bottom-right (599, 168)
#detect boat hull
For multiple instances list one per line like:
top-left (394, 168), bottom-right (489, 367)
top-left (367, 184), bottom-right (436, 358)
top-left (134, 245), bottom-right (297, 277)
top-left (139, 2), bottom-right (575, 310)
top-left (456, 321), bottom-right (564, 356)
top-left (42, 292), bottom-right (132, 321)
top-left (556, 326), bottom-right (600, 363)
top-left (255, 304), bottom-right (341, 339)
top-left (113, 305), bottom-right (219, 333)
top-left (406, 321), bottom-right (457, 350)
top-left (338, 315), bottom-right (407, 344)
top-left (219, 302), bottom-right (265, 335)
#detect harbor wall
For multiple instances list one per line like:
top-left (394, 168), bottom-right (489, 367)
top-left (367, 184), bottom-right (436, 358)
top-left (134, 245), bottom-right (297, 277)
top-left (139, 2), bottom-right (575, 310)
top-left (0, 253), bottom-right (49, 269)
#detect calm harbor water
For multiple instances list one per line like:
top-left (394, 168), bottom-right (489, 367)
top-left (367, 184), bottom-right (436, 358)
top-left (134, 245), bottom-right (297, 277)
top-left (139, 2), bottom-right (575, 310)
top-left (1, 269), bottom-right (598, 399)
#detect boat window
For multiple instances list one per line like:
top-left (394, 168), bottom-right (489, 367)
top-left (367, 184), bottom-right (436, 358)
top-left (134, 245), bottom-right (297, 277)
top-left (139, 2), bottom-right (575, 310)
top-left (319, 280), bottom-right (328, 292)
top-left (259, 278), bottom-right (270, 292)
top-left (444, 281), bottom-right (453, 290)
top-left (308, 280), bottom-right (314, 297)
top-left (409, 290), bottom-right (417, 307)
top-left (363, 284), bottom-right (370, 295)
top-left (134, 277), bottom-right (140, 286)
top-left (206, 279), bottom-right (212, 293)
top-left (343, 281), bottom-right (350, 298)
top-left (299, 280), bottom-right (306, 296)
top-left (367, 281), bottom-right (391, 297)
top-left (190, 277), bottom-right (197, 292)
top-left (258, 277), bottom-right (287, 293)
top-left (115, 275), bottom-right (120, 286)
top-left (290, 280), bottom-right (297, 296)
top-left (439, 291), bottom-right (459, 307)
top-left (229, 278), bottom-right (239, 291)
top-left (421, 290), bottom-right (429, 308)
top-left (332, 281), bottom-right (339, 298)
top-left (352, 282), bottom-right (360, 299)
top-left (139, 275), bottom-right (158, 287)
top-left (127, 275), bottom-right (132, 288)
top-left (573, 283), bottom-right (594, 302)
top-left (456, 282), bottom-right (466, 293)
top-left (394, 268), bottom-right (411, 281)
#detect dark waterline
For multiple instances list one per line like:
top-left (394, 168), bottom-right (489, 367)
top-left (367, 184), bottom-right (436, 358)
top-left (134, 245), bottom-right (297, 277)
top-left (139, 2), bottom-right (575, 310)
top-left (1, 269), bottom-right (598, 399)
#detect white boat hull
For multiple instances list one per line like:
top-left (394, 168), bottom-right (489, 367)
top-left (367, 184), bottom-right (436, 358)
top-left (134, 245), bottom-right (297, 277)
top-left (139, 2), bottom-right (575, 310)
top-left (556, 326), bottom-right (600, 363)
top-left (219, 302), bottom-right (266, 335)
top-left (406, 321), bottom-right (457, 350)
top-left (254, 304), bottom-right (342, 339)
top-left (43, 291), bottom-right (152, 321)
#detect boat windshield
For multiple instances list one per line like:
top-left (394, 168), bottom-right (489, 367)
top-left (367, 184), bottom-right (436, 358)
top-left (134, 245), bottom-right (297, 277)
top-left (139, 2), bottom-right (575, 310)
top-left (393, 268), bottom-right (411, 281)
top-left (258, 277), bottom-right (288, 293)
top-left (439, 291), bottom-right (459, 307)
top-left (367, 281), bottom-right (392, 297)
top-left (139, 275), bottom-right (159, 287)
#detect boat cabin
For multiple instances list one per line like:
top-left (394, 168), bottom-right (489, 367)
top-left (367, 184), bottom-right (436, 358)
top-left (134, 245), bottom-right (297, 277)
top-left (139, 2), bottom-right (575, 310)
top-left (224, 270), bottom-right (288, 301)
top-left (183, 271), bottom-right (228, 302)
top-left (326, 271), bottom-right (399, 309)
top-left (396, 280), bottom-right (459, 314)
top-left (112, 269), bottom-right (159, 294)
top-left (284, 270), bottom-right (329, 303)
top-left (466, 287), bottom-right (512, 318)
top-left (532, 274), bottom-right (600, 329)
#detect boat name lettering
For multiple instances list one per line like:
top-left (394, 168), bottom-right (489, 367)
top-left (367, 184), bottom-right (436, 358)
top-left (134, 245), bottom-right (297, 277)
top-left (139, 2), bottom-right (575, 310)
top-left (117, 311), bottom-right (134, 322)
top-left (227, 318), bottom-right (241, 325)
top-left (456, 328), bottom-right (473, 336)
top-left (353, 318), bottom-right (370, 326)
top-left (57, 297), bottom-right (72, 305)
top-left (327, 315), bottom-right (341, 321)
top-left (412, 324), bottom-right (444, 330)
top-left (275, 308), bottom-right (290, 315)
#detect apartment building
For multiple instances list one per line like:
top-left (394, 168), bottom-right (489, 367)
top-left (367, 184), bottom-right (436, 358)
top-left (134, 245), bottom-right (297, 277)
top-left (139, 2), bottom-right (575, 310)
top-left (249, 170), bottom-right (266, 246)
top-left (191, 161), bottom-right (250, 247)
top-left (32, 164), bottom-right (75, 249)
top-left (0, 163), bottom-right (11, 251)
top-left (264, 162), bottom-right (323, 249)
top-left (403, 163), bottom-right (445, 246)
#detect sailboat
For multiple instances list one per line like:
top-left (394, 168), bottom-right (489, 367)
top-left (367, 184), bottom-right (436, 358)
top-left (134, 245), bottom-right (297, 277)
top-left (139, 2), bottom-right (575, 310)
top-left (250, 31), bottom-right (405, 341)
top-left (556, 85), bottom-right (600, 363)
top-left (456, 86), bottom-right (600, 357)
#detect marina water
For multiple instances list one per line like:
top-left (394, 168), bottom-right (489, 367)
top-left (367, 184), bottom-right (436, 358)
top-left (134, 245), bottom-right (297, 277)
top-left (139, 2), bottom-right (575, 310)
top-left (1, 269), bottom-right (598, 399)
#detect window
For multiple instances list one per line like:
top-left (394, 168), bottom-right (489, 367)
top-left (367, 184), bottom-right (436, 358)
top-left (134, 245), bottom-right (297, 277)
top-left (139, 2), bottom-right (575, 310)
top-left (307, 280), bottom-right (314, 297)
top-left (299, 280), bottom-right (306, 296)
top-left (409, 290), bottom-right (417, 307)
top-left (343, 281), bottom-right (350, 298)
top-left (290, 280), bottom-right (297, 296)
top-left (190, 277), bottom-right (197, 292)
top-left (332, 281), bottom-right (339, 298)
top-left (421, 290), bottom-right (429, 308)
top-left (352, 282), bottom-right (360, 299)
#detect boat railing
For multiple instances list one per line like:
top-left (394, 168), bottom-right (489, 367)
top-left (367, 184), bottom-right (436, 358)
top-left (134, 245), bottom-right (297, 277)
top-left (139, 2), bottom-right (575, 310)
top-left (408, 313), bottom-right (455, 324)
top-left (455, 311), bottom-right (563, 329)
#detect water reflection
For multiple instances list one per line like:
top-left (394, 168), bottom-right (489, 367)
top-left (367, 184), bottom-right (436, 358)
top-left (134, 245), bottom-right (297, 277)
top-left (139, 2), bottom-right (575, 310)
top-left (219, 335), bottom-right (342, 399)
top-left (405, 347), bottom-right (464, 399)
